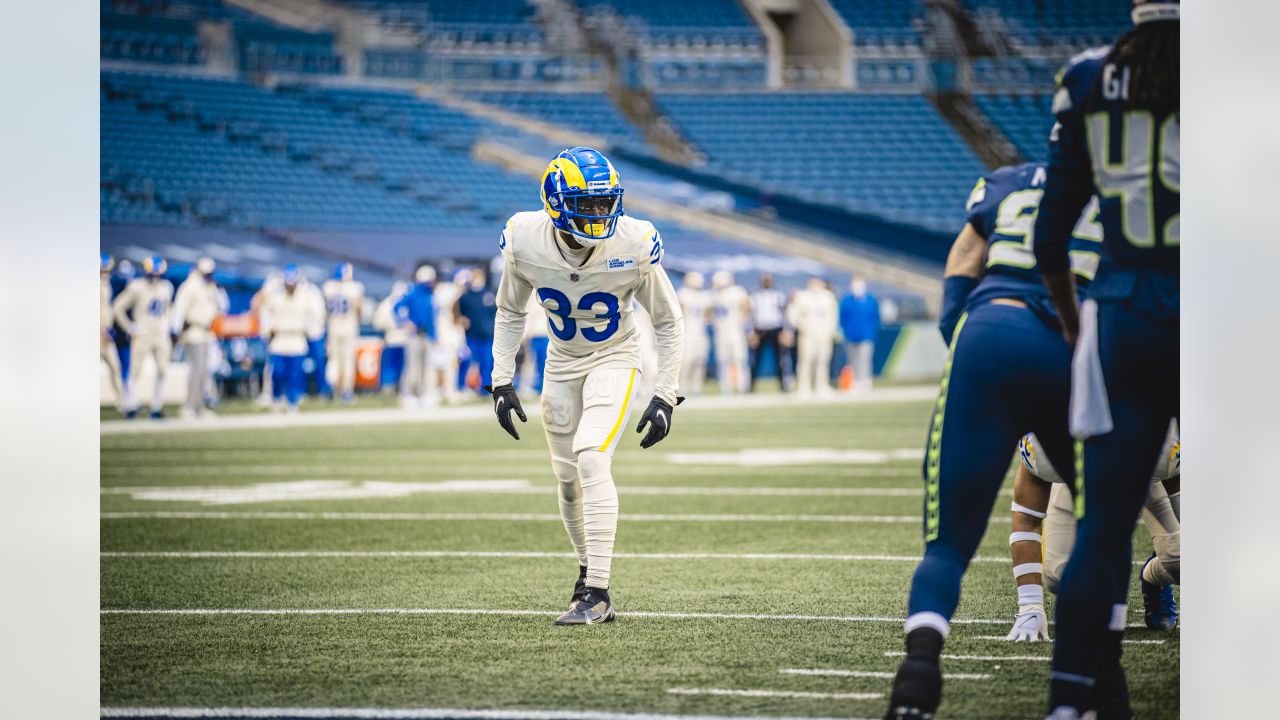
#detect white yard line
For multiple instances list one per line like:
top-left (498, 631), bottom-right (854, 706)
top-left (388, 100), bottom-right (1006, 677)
top-left (970, 636), bottom-right (1166, 645)
top-left (101, 386), bottom-right (938, 435)
top-left (667, 688), bottom-right (881, 701)
top-left (101, 482), bottom-right (927, 499)
top-left (99, 607), bottom-right (1015, 625)
top-left (99, 550), bottom-right (1009, 563)
top-left (780, 668), bottom-right (992, 680)
top-left (99, 707), bottom-right (861, 720)
top-left (101, 511), bottom-right (1011, 524)
top-left (883, 651), bottom-right (1048, 662)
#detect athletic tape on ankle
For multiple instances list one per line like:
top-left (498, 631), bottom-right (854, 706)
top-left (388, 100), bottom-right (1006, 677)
top-left (1013, 562), bottom-right (1043, 579)
top-left (1017, 584), bottom-right (1044, 606)
top-left (1011, 501), bottom-right (1046, 518)
top-left (1009, 531), bottom-right (1042, 545)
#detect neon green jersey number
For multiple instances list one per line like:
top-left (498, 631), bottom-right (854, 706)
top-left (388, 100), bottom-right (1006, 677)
top-left (987, 189), bottom-right (1043, 269)
top-left (1086, 111), bottom-right (1180, 248)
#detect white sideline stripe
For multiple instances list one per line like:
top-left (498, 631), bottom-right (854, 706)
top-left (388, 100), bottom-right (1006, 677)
top-left (884, 651), bottom-right (1047, 662)
top-left (101, 466), bottom-right (924, 477)
top-left (971, 636), bottom-right (1166, 646)
top-left (99, 607), bottom-right (1017, 625)
top-left (99, 707), bottom-right (857, 720)
top-left (101, 483), bottom-right (927, 499)
top-left (667, 688), bottom-right (881, 701)
top-left (101, 511), bottom-right (1012, 524)
top-left (99, 550), bottom-right (1008, 563)
top-left (780, 668), bottom-right (992, 681)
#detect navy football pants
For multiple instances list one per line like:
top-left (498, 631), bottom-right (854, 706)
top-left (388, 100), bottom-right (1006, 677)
top-left (1050, 299), bottom-right (1179, 707)
top-left (907, 302), bottom-right (1076, 623)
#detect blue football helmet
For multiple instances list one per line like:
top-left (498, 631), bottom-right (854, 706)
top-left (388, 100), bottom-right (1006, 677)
top-left (282, 262), bottom-right (302, 286)
top-left (141, 255), bottom-right (167, 277)
top-left (334, 262), bottom-right (354, 281)
top-left (100, 252), bottom-right (115, 274)
top-left (541, 147), bottom-right (624, 245)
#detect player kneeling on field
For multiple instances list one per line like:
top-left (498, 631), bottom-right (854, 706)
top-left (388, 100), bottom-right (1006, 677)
top-left (487, 147), bottom-right (685, 625)
top-left (1007, 425), bottom-right (1181, 641)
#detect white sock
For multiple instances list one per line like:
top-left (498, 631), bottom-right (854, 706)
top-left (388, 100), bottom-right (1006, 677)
top-left (557, 476), bottom-right (587, 566)
top-left (577, 450), bottom-right (618, 589)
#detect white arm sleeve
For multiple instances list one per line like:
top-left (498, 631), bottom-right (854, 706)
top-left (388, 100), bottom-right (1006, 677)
top-left (491, 264), bottom-right (534, 388)
top-left (634, 264), bottom-right (684, 405)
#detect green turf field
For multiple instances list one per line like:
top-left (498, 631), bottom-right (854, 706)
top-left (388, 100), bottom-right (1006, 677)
top-left (100, 393), bottom-right (1179, 719)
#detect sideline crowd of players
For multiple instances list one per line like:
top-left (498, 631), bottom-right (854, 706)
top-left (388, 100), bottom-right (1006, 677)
top-left (99, 257), bottom-right (887, 416)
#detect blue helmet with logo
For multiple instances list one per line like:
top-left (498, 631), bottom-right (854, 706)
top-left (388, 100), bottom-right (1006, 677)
top-left (334, 262), bottom-right (354, 281)
top-left (141, 255), bottom-right (167, 277)
top-left (100, 251), bottom-right (115, 274)
top-left (541, 147), bottom-right (624, 245)
top-left (282, 262), bottom-right (302, 286)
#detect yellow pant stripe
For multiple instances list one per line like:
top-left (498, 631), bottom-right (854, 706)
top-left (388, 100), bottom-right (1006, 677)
top-left (1073, 438), bottom-right (1085, 519)
top-left (598, 368), bottom-right (637, 452)
top-left (925, 312), bottom-right (968, 542)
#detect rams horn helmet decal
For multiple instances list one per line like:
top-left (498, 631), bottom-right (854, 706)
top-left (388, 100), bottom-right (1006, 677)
top-left (141, 255), bottom-right (167, 277)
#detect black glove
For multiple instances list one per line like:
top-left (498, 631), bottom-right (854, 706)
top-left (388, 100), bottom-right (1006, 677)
top-left (636, 395), bottom-right (683, 449)
top-left (486, 384), bottom-right (526, 440)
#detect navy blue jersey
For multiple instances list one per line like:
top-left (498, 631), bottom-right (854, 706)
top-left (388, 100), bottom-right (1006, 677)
top-left (964, 162), bottom-right (1102, 310)
top-left (1033, 46), bottom-right (1179, 302)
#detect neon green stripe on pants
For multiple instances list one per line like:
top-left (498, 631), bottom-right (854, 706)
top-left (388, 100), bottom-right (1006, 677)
top-left (925, 312), bottom-right (969, 542)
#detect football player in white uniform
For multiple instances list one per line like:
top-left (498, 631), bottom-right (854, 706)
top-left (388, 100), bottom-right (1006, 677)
top-left (323, 263), bottom-right (366, 404)
top-left (677, 271), bottom-right (712, 395)
top-left (1006, 423), bottom-right (1181, 641)
top-left (488, 147), bottom-right (685, 625)
top-left (100, 253), bottom-right (125, 412)
top-left (710, 271), bottom-right (750, 394)
top-left (112, 255), bottom-right (174, 419)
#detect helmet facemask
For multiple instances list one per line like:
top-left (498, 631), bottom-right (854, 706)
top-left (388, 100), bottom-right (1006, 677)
top-left (564, 191), bottom-right (624, 243)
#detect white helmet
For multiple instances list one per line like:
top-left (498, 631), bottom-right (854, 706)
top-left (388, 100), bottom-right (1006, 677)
top-left (415, 265), bottom-right (437, 284)
top-left (684, 271), bottom-right (705, 290)
top-left (711, 270), bottom-right (732, 289)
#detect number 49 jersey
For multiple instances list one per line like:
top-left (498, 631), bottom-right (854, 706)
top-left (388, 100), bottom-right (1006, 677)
top-left (492, 210), bottom-right (685, 404)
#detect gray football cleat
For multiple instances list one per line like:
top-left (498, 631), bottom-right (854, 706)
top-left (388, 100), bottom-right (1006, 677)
top-left (555, 587), bottom-right (615, 625)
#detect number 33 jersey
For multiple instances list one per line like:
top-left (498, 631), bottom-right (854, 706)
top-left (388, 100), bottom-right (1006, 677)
top-left (491, 210), bottom-right (685, 405)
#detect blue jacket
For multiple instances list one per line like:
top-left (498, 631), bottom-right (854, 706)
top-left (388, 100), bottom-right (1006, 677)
top-left (839, 293), bottom-right (880, 343)
top-left (457, 287), bottom-right (496, 341)
top-left (395, 283), bottom-right (436, 340)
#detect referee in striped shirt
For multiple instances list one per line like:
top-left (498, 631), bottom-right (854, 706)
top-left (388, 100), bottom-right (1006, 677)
top-left (749, 274), bottom-right (793, 392)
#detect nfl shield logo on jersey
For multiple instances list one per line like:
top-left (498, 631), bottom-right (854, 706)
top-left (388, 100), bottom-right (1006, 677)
top-left (569, 273), bottom-right (580, 283)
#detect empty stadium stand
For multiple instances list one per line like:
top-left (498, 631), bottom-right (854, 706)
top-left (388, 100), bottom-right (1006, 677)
top-left (655, 92), bottom-right (987, 231)
top-left (974, 92), bottom-right (1053, 163)
top-left (828, 0), bottom-right (925, 48)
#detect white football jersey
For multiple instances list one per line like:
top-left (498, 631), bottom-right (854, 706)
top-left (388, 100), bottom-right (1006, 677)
top-left (711, 285), bottom-right (749, 333)
top-left (113, 277), bottom-right (174, 338)
top-left (323, 279), bottom-right (365, 337)
top-left (492, 211), bottom-right (684, 404)
top-left (101, 276), bottom-right (115, 333)
top-left (788, 286), bottom-right (839, 335)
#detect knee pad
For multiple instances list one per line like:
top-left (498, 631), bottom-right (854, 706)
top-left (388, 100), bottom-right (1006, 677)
top-left (577, 450), bottom-right (612, 487)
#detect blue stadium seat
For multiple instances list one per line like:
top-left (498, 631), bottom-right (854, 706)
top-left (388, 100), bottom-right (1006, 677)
top-left (974, 93), bottom-right (1054, 163)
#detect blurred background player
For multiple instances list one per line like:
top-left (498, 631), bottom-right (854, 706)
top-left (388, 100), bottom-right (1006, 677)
top-left (259, 264), bottom-right (315, 413)
top-left (839, 275), bottom-right (881, 394)
top-left (302, 270), bottom-right (329, 400)
top-left (99, 252), bottom-right (124, 412)
top-left (677, 271), bottom-right (711, 395)
top-left (749, 273), bottom-right (792, 392)
top-left (710, 270), bottom-right (750, 394)
top-left (434, 269), bottom-right (468, 403)
top-left (788, 276), bottom-right (839, 398)
top-left (112, 254), bottom-right (174, 419)
top-left (885, 161), bottom-right (1099, 720)
top-left (487, 147), bottom-right (684, 626)
top-left (323, 262), bottom-right (365, 404)
top-left (396, 265), bottom-right (439, 407)
top-left (1007, 426), bottom-right (1180, 644)
top-left (173, 256), bottom-right (224, 418)
top-left (372, 281), bottom-right (409, 395)
top-left (455, 267), bottom-right (496, 396)
top-left (522, 293), bottom-right (550, 396)
top-left (1031, 4), bottom-right (1180, 716)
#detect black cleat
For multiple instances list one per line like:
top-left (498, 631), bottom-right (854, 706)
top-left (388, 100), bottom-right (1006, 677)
top-left (885, 658), bottom-right (942, 720)
top-left (555, 587), bottom-right (615, 625)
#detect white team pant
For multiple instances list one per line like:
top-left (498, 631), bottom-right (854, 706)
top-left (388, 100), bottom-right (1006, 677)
top-left (327, 333), bottom-right (358, 396)
top-left (540, 366), bottom-right (639, 589)
top-left (795, 331), bottom-right (834, 397)
top-left (125, 334), bottom-right (172, 412)
top-left (713, 329), bottom-right (748, 394)
top-left (101, 335), bottom-right (124, 409)
top-left (1043, 479), bottom-right (1181, 591)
